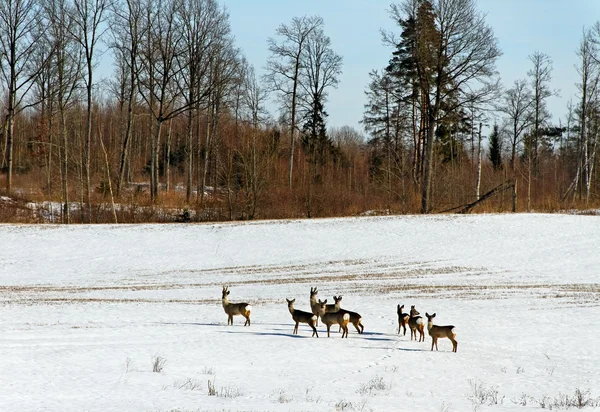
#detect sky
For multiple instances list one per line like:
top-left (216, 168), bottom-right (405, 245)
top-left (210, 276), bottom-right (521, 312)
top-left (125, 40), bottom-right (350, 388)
top-left (224, 0), bottom-right (600, 136)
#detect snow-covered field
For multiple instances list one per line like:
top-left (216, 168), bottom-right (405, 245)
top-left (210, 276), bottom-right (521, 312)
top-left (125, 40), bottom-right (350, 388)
top-left (1, 214), bottom-right (599, 412)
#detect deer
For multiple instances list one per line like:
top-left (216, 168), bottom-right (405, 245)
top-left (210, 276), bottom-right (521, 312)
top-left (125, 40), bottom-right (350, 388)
top-left (286, 298), bottom-right (318, 337)
top-left (318, 299), bottom-right (350, 338)
top-left (426, 313), bottom-right (458, 352)
top-left (309, 287), bottom-right (321, 326)
top-left (397, 304), bottom-right (409, 335)
top-left (408, 305), bottom-right (425, 342)
top-left (335, 296), bottom-right (364, 334)
top-left (221, 286), bottom-right (251, 326)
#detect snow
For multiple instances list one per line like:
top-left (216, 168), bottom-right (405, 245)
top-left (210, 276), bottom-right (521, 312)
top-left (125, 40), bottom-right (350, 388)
top-left (1, 213), bottom-right (599, 411)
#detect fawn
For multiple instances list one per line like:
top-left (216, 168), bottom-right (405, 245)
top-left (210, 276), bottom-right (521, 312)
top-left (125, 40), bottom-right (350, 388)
top-left (397, 304), bottom-right (409, 335)
top-left (286, 298), bottom-right (318, 337)
top-left (221, 286), bottom-right (251, 326)
top-left (309, 287), bottom-right (321, 326)
top-left (408, 305), bottom-right (425, 342)
top-left (335, 296), bottom-right (364, 334)
top-left (318, 299), bottom-right (350, 338)
top-left (426, 313), bottom-right (457, 352)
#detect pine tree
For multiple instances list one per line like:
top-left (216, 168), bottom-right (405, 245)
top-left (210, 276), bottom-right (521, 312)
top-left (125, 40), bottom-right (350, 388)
top-left (488, 124), bottom-right (502, 170)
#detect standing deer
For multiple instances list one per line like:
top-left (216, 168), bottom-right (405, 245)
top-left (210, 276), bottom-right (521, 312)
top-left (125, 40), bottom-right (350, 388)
top-left (221, 286), bottom-right (251, 326)
top-left (408, 305), bottom-right (425, 342)
top-left (335, 296), bottom-right (364, 334)
top-left (287, 298), bottom-right (318, 337)
top-left (309, 287), bottom-right (321, 326)
top-left (426, 313), bottom-right (457, 352)
top-left (397, 304), bottom-right (409, 335)
top-left (318, 299), bottom-right (350, 338)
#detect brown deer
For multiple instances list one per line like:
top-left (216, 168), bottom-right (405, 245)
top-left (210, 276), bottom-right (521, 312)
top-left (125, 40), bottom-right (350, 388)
top-left (221, 286), bottom-right (251, 326)
top-left (287, 298), bottom-right (318, 337)
top-left (408, 305), bottom-right (425, 342)
top-left (426, 313), bottom-right (457, 352)
top-left (309, 287), bottom-right (321, 326)
top-left (335, 296), bottom-right (364, 334)
top-left (397, 304), bottom-right (409, 335)
top-left (318, 299), bottom-right (350, 338)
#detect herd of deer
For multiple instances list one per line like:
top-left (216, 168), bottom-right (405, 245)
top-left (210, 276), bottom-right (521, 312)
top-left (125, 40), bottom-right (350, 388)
top-left (221, 285), bottom-right (458, 352)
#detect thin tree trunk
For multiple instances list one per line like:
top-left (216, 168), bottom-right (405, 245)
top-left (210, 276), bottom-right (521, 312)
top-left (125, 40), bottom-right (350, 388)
top-left (476, 123), bottom-right (482, 201)
top-left (165, 118), bottom-right (172, 193)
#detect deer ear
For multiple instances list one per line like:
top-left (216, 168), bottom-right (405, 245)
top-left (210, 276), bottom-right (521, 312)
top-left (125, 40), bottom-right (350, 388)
top-left (433, 313), bottom-right (436, 317)
top-left (323, 299), bottom-right (327, 304)
top-left (226, 291), bottom-right (230, 296)
top-left (291, 298), bottom-right (295, 304)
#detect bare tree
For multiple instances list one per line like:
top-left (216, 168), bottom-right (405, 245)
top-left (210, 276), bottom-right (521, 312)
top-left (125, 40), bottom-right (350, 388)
top-left (70, 0), bottom-right (109, 221)
top-left (527, 51), bottom-right (554, 173)
top-left (298, 23), bottom-right (342, 217)
top-left (175, 0), bottom-right (228, 202)
top-left (109, 0), bottom-right (145, 197)
top-left (44, 0), bottom-right (84, 223)
top-left (0, 0), bottom-right (47, 194)
top-left (238, 60), bottom-right (270, 218)
top-left (137, 0), bottom-right (184, 201)
top-left (574, 27), bottom-right (600, 204)
top-left (497, 79), bottom-right (534, 171)
top-left (264, 15), bottom-right (322, 189)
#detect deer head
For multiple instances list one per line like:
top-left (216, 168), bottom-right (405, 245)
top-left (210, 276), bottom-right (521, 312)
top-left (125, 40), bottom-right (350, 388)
top-left (222, 286), bottom-right (230, 299)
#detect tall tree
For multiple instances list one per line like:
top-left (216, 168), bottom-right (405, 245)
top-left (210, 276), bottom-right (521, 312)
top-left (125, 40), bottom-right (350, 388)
top-left (497, 79), bottom-right (533, 171)
top-left (264, 15), bottom-right (322, 189)
top-left (109, 0), bottom-right (145, 197)
top-left (527, 51), bottom-right (555, 174)
top-left (175, 0), bottom-right (228, 202)
top-left (298, 23), bottom-right (342, 217)
top-left (0, 0), bottom-right (46, 194)
top-left (70, 0), bottom-right (109, 221)
top-left (44, 0), bottom-right (83, 223)
top-left (392, 0), bottom-right (501, 213)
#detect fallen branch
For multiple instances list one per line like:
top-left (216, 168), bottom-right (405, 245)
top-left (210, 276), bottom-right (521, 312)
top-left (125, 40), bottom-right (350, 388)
top-left (457, 180), bottom-right (515, 214)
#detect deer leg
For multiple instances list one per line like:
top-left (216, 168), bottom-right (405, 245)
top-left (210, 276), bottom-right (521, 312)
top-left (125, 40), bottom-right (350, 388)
top-left (228, 315), bottom-right (233, 325)
top-left (451, 338), bottom-right (457, 352)
top-left (293, 322), bottom-right (298, 334)
top-left (326, 324), bottom-right (331, 338)
top-left (311, 324), bottom-right (318, 337)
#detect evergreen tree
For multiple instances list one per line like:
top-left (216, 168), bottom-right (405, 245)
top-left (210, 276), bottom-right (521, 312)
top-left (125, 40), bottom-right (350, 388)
top-left (489, 124), bottom-right (502, 170)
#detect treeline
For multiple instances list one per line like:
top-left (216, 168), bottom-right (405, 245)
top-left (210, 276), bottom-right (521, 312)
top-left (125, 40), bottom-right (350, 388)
top-left (0, 0), bottom-right (598, 223)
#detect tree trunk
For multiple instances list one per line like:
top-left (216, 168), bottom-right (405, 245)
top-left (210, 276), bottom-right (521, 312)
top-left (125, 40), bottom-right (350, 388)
top-left (421, 114), bottom-right (435, 214)
top-left (476, 123), bottom-right (482, 201)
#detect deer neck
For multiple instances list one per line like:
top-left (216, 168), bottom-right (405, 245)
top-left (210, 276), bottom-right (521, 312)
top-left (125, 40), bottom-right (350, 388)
top-left (288, 305), bottom-right (295, 316)
top-left (222, 297), bottom-right (229, 308)
top-left (427, 320), bottom-right (433, 332)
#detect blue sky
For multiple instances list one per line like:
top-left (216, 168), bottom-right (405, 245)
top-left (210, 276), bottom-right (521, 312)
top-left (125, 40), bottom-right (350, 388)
top-left (225, 0), bottom-right (600, 135)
